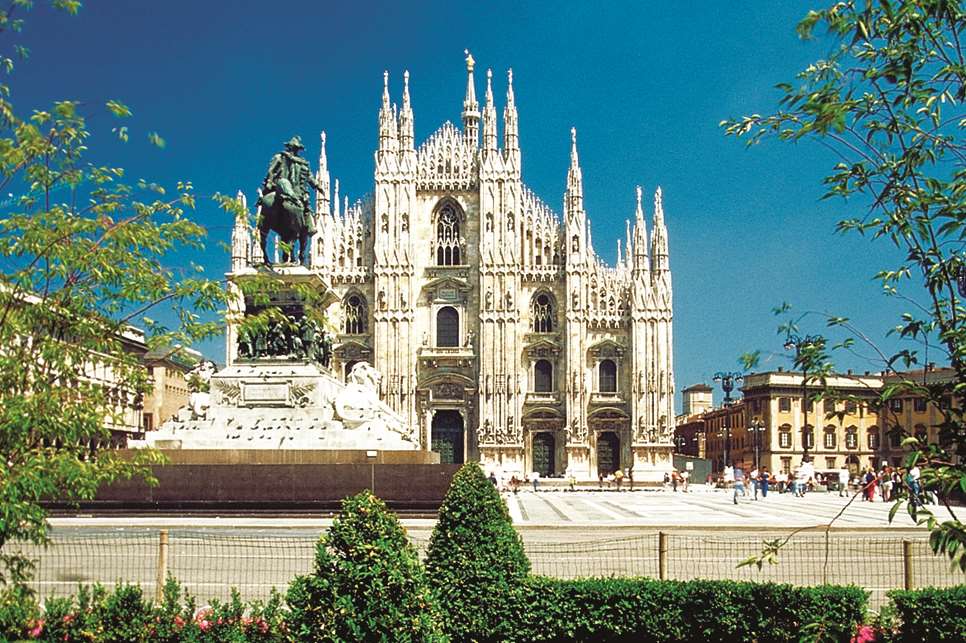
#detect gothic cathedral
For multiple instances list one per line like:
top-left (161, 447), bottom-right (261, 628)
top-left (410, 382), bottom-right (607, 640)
top-left (238, 56), bottom-right (675, 481)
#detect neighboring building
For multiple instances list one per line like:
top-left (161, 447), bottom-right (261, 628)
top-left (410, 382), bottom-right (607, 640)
top-left (142, 346), bottom-right (202, 432)
top-left (679, 383), bottom-right (713, 419)
top-left (879, 365), bottom-right (957, 468)
top-left (228, 55), bottom-right (677, 480)
top-left (91, 326), bottom-right (150, 447)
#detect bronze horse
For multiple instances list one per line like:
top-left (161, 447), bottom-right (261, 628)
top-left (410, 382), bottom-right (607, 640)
top-left (256, 179), bottom-right (309, 266)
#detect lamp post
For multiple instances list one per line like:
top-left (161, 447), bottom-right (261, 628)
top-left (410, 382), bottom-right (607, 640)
top-left (749, 417), bottom-right (766, 471)
top-left (783, 334), bottom-right (824, 464)
top-left (713, 371), bottom-right (743, 471)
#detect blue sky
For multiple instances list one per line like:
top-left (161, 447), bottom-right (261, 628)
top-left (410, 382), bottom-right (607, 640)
top-left (16, 1), bottom-right (915, 406)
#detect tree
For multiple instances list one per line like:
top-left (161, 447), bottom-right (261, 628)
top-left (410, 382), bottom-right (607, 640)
top-left (425, 462), bottom-right (530, 642)
top-left (723, 0), bottom-right (966, 571)
top-left (0, 1), bottom-right (229, 587)
top-left (286, 490), bottom-right (445, 642)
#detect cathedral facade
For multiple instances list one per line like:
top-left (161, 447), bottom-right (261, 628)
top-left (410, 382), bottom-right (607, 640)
top-left (235, 56), bottom-right (676, 480)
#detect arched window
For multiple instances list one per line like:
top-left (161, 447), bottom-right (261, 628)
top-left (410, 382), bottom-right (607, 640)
top-left (823, 426), bottom-right (837, 449)
top-left (599, 359), bottom-right (617, 393)
top-left (868, 427), bottom-right (880, 450)
top-left (779, 424), bottom-right (792, 448)
top-left (531, 293), bottom-right (555, 333)
top-left (802, 425), bottom-right (814, 449)
top-left (435, 203), bottom-right (463, 265)
top-left (889, 424), bottom-right (904, 448)
top-left (343, 294), bottom-right (367, 334)
top-left (845, 426), bottom-right (858, 449)
top-left (436, 306), bottom-right (459, 347)
top-left (534, 360), bottom-right (553, 393)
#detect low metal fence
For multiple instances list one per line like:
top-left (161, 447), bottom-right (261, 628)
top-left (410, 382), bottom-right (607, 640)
top-left (12, 530), bottom-right (962, 612)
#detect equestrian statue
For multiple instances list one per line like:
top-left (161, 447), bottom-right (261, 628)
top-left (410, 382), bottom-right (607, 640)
top-left (256, 136), bottom-right (323, 266)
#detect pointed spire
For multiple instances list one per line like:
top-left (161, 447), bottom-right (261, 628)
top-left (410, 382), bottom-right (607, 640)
top-left (333, 179), bottom-right (340, 218)
top-left (315, 131), bottom-right (331, 216)
top-left (566, 127), bottom-right (583, 212)
top-left (633, 185), bottom-right (650, 271)
top-left (616, 238), bottom-right (623, 266)
top-left (461, 50), bottom-right (480, 148)
top-left (231, 189), bottom-right (251, 270)
top-left (625, 218), bottom-right (633, 267)
top-left (378, 71), bottom-right (397, 152)
top-left (650, 186), bottom-right (669, 273)
top-left (503, 68), bottom-right (519, 157)
top-left (482, 68), bottom-right (497, 151)
top-left (398, 70), bottom-right (414, 152)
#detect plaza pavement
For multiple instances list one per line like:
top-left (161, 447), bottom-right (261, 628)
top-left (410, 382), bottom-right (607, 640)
top-left (47, 486), bottom-right (956, 532)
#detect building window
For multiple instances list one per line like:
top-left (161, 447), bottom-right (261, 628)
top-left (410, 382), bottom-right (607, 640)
top-left (435, 203), bottom-right (463, 265)
top-left (845, 426), bottom-right (858, 449)
top-left (913, 398), bottom-right (927, 412)
top-left (599, 360), bottom-right (617, 393)
top-left (436, 306), bottom-right (459, 347)
top-left (889, 398), bottom-right (903, 412)
top-left (823, 426), bottom-right (837, 449)
top-left (343, 294), bottom-right (367, 334)
top-left (780, 457), bottom-right (792, 474)
top-left (845, 400), bottom-right (857, 414)
top-left (779, 425), bottom-right (792, 448)
top-left (779, 397), bottom-right (791, 412)
top-left (825, 457), bottom-right (837, 469)
top-left (534, 360), bottom-right (553, 393)
top-left (531, 293), bottom-right (555, 333)
top-left (751, 399), bottom-right (761, 413)
top-left (868, 427), bottom-right (880, 450)
top-left (143, 413), bottom-right (153, 432)
top-left (803, 426), bottom-right (814, 449)
top-left (825, 398), bottom-right (835, 413)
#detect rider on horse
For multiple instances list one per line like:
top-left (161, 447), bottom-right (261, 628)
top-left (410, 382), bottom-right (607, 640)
top-left (258, 136), bottom-right (323, 236)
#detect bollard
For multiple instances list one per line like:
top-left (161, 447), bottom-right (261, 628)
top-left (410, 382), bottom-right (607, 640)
top-left (658, 531), bottom-right (668, 580)
top-left (156, 529), bottom-right (169, 602)
top-left (902, 539), bottom-right (913, 590)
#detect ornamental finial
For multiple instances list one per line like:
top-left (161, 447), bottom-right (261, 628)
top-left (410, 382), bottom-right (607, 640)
top-left (464, 49), bottom-right (475, 72)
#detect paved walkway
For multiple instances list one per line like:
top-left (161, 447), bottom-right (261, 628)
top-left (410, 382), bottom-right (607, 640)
top-left (47, 488), bottom-right (957, 531)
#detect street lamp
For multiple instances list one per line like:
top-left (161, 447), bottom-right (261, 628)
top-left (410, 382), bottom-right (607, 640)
top-left (749, 417), bottom-right (766, 471)
top-left (783, 334), bottom-right (824, 464)
top-left (713, 371), bottom-right (744, 470)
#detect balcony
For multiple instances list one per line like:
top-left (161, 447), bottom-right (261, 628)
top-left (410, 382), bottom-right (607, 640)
top-left (525, 391), bottom-right (561, 406)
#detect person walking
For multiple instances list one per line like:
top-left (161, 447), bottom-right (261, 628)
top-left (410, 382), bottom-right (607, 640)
top-left (627, 466), bottom-right (634, 491)
top-left (750, 467), bottom-right (760, 500)
top-left (863, 468), bottom-right (877, 501)
top-left (613, 467), bottom-right (624, 491)
top-left (531, 471), bottom-right (540, 493)
top-left (681, 469), bottom-right (690, 492)
top-left (837, 468), bottom-right (849, 497)
top-left (671, 469), bottom-right (679, 492)
top-left (758, 469), bottom-right (770, 498)
top-left (733, 467), bottom-right (745, 505)
top-left (879, 468), bottom-right (893, 502)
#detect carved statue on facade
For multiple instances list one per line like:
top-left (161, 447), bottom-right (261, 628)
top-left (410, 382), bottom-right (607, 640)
top-left (237, 313), bottom-right (331, 366)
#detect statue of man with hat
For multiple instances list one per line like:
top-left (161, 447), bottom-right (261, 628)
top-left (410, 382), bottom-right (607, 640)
top-left (259, 135), bottom-right (323, 237)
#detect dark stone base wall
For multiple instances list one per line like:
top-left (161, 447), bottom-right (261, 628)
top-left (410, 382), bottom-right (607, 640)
top-left (49, 458), bottom-right (459, 512)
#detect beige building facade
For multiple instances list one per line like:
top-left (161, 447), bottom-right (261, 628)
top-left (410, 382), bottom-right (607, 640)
top-left (230, 57), bottom-right (676, 480)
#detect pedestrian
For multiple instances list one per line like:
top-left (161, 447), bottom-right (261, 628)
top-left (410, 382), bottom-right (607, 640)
top-left (671, 470), bottom-right (679, 492)
top-left (750, 466), bottom-right (760, 500)
top-left (627, 466), bottom-right (634, 491)
top-left (758, 469), bottom-right (769, 498)
top-left (663, 471), bottom-right (670, 491)
top-left (598, 471), bottom-right (605, 490)
top-left (907, 464), bottom-right (922, 506)
top-left (837, 467), bottom-right (849, 497)
top-left (879, 468), bottom-right (892, 503)
top-left (489, 472), bottom-right (498, 487)
top-left (614, 467), bottom-right (624, 491)
top-left (566, 467), bottom-right (576, 492)
top-left (510, 475), bottom-right (520, 494)
top-left (531, 470), bottom-right (540, 493)
top-left (862, 468), bottom-right (877, 501)
top-left (733, 467), bottom-right (745, 505)
top-left (681, 469), bottom-right (689, 492)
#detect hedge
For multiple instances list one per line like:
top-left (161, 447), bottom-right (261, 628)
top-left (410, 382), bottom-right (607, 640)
top-left (887, 585), bottom-right (966, 641)
top-left (504, 577), bottom-right (868, 643)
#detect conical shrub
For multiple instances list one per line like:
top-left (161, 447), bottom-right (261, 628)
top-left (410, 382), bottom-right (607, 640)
top-left (286, 490), bottom-right (445, 642)
top-left (425, 462), bottom-right (531, 642)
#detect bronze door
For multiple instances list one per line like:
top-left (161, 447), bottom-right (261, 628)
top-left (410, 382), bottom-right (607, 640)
top-left (597, 431), bottom-right (620, 476)
top-left (431, 410), bottom-right (464, 464)
top-left (532, 432), bottom-right (555, 477)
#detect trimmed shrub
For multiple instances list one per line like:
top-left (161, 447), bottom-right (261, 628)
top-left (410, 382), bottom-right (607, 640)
top-left (286, 490), bottom-right (445, 642)
top-left (505, 577), bottom-right (868, 643)
top-left (887, 585), bottom-right (966, 640)
top-left (425, 461), bottom-right (530, 642)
